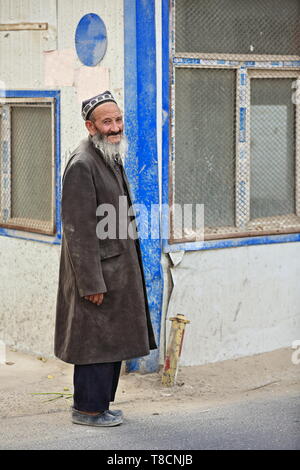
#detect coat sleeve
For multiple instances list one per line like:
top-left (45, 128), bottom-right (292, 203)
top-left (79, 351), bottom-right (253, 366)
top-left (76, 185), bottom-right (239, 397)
top-left (61, 158), bottom-right (107, 297)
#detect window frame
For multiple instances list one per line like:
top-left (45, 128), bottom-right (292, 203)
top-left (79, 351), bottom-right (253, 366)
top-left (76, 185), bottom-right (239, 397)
top-left (0, 90), bottom-right (61, 245)
top-left (168, 0), bottom-right (300, 245)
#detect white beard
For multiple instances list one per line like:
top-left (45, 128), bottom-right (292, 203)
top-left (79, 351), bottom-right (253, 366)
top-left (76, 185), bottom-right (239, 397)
top-left (91, 132), bottom-right (128, 166)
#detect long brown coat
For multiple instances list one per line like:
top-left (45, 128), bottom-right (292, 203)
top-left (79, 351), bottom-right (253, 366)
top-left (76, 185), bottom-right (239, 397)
top-left (54, 137), bottom-right (157, 364)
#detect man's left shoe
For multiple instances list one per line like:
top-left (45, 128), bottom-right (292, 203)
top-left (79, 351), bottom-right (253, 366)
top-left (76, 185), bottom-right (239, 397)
top-left (71, 408), bottom-right (122, 427)
top-left (107, 409), bottom-right (123, 419)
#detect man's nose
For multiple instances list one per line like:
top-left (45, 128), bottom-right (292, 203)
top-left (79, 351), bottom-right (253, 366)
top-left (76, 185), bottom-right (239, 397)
top-left (111, 120), bottom-right (121, 133)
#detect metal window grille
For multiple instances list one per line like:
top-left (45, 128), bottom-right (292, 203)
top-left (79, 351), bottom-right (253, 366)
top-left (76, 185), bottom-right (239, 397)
top-left (170, 0), bottom-right (300, 243)
top-left (175, 0), bottom-right (300, 57)
top-left (0, 98), bottom-right (55, 235)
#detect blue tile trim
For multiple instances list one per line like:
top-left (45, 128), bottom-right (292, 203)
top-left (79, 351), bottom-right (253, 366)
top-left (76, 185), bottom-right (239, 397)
top-left (0, 90), bottom-right (59, 99)
top-left (0, 89), bottom-right (61, 245)
top-left (124, 0), bottom-right (163, 373)
top-left (0, 227), bottom-right (61, 245)
top-left (164, 233), bottom-right (300, 253)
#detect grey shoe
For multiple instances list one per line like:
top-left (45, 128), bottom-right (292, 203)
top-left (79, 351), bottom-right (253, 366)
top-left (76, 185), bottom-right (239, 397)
top-left (107, 409), bottom-right (123, 419)
top-left (71, 408), bottom-right (123, 427)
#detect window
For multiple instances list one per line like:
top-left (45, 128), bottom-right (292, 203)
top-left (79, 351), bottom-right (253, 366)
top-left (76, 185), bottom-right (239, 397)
top-left (170, 0), bottom-right (300, 242)
top-left (0, 96), bottom-right (56, 235)
top-left (175, 0), bottom-right (300, 57)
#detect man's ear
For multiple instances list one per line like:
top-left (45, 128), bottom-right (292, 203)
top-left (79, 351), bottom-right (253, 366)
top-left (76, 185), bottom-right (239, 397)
top-left (85, 120), bottom-right (97, 136)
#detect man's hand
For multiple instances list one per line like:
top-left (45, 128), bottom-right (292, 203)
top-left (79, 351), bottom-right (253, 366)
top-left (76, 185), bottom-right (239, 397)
top-left (84, 293), bottom-right (104, 305)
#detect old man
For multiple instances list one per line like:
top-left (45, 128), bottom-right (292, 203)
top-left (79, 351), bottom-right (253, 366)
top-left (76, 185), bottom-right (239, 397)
top-left (54, 91), bottom-right (157, 427)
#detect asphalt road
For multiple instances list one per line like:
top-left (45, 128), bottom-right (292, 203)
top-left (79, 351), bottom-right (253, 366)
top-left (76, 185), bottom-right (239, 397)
top-left (1, 392), bottom-right (299, 450)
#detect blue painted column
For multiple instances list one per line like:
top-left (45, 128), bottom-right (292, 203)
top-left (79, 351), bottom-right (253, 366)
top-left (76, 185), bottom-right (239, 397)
top-left (124, 0), bottom-right (163, 373)
top-left (161, 0), bottom-right (170, 247)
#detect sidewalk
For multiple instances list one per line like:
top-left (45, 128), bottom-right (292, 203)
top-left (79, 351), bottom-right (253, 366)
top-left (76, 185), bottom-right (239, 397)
top-left (0, 346), bottom-right (299, 420)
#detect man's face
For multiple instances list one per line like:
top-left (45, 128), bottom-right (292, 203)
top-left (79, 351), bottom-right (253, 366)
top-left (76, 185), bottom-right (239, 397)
top-left (86, 102), bottom-right (124, 144)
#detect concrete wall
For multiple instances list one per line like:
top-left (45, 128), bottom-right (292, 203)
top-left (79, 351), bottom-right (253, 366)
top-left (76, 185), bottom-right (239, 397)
top-left (155, 1), bottom-right (300, 367)
top-left (1, 0), bottom-right (299, 368)
top-left (0, 0), bottom-right (124, 356)
top-left (162, 242), bottom-right (300, 366)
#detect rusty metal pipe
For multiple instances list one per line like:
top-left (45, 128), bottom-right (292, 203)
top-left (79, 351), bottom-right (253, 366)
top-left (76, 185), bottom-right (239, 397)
top-left (161, 314), bottom-right (190, 387)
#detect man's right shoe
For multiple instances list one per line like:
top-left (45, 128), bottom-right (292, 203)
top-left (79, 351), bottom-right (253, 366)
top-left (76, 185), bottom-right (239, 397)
top-left (107, 409), bottom-right (123, 419)
top-left (71, 408), bottom-right (123, 427)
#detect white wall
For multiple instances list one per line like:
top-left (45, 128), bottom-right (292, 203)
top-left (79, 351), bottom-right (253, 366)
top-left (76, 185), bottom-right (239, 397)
top-left (154, 3), bottom-right (300, 367)
top-left (163, 242), bottom-right (300, 366)
top-left (1, 1), bottom-right (299, 367)
top-left (0, 0), bottom-right (124, 356)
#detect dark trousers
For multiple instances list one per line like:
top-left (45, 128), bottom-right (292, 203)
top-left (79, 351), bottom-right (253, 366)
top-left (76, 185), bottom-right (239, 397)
top-left (73, 361), bottom-right (122, 413)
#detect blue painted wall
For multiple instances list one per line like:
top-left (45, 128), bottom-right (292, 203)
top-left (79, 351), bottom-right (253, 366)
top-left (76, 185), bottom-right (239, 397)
top-left (123, 0), bottom-right (300, 373)
top-left (124, 0), bottom-right (163, 373)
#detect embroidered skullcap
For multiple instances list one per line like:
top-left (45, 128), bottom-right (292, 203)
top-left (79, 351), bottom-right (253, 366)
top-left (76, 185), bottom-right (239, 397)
top-left (81, 90), bottom-right (117, 121)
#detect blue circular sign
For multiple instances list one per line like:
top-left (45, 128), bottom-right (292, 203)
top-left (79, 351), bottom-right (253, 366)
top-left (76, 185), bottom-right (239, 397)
top-left (75, 13), bottom-right (107, 66)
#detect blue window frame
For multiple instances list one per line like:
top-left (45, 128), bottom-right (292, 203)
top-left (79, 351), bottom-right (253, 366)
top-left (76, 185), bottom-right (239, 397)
top-left (162, 0), bottom-right (300, 253)
top-left (0, 90), bottom-right (61, 245)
